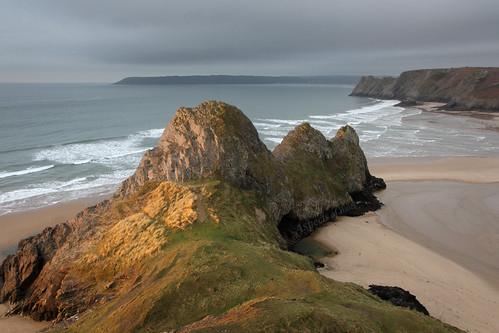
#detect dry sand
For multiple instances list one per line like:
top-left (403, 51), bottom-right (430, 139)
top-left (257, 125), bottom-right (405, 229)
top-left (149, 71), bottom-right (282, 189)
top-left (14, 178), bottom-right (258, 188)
top-left (1, 156), bottom-right (498, 332)
top-left (377, 181), bottom-right (499, 289)
top-left (0, 304), bottom-right (49, 333)
top-left (315, 214), bottom-right (499, 333)
top-left (0, 196), bottom-right (107, 260)
top-left (313, 156), bottom-right (499, 333)
top-left (370, 156), bottom-right (499, 183)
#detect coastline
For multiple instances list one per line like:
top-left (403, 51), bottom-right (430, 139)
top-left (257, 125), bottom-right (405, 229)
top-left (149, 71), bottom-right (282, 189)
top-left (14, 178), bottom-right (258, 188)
top-left (0, 195), bottom-right (109, 333)
top-left (0, 195), bottom-right (109, 260)
top-left (313, 156), bottom-right (499, 333)
top-left (369, 156), bottom-right (499, 183)
top-left (0, 304), bottom-right (49, 333)
top-left (415, 101), bottom-right (499, 131)
top-left (1, 153), bottom-right (498, 332)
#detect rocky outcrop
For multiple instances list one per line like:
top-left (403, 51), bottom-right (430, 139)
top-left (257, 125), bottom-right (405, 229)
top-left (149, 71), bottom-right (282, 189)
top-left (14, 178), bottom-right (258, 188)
top-left (351, 67), bottom-right (499, 111)
top-left (0, 101), bottom-right (461, 333)
top-left (0, 101), bottom-right (385, 322)
top-left (369, 285), bottom-right (430, 316)
top-left (351, 75), bottom-right (397, 99)
top-left (0, 200), bottom-right (111, 321)
top-left (119, 101), bottom-right (291, 221)
top-left (274, 123), bottom-right (385, 244)
top-left (0, 223), bottom-right (71, 305)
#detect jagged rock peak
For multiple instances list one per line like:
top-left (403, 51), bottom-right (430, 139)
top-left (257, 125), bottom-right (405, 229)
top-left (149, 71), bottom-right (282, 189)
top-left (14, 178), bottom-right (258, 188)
top-left (333, 125), bottom-right (360, 146)
top-left (273, 122), bottom-right (333, 160)
top-left (0, 101), bottom-right (390, 326)
top-left (119, 101), bottom-right (277, 197)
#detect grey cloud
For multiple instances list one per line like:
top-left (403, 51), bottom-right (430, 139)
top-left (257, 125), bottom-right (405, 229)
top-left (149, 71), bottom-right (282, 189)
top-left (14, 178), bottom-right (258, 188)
top-left (1, 0), bottom-right (499, 82)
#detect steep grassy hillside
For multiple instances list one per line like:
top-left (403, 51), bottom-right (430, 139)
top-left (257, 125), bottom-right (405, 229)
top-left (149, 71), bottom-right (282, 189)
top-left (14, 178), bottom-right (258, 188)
top-left (1, 101), bottom-right (463, 332)
top-left (57, 181), bottom-right (459, 333)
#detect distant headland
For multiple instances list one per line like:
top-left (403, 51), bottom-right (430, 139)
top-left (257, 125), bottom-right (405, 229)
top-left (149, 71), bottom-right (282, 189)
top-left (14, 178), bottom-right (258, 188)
top-left (350, 67), bottom-right (499, 111)
top-left (114, 75), bottom-right (360, 85)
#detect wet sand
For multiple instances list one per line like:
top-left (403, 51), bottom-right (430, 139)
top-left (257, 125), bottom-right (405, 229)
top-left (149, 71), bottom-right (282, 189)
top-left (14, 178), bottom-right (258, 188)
top-left (313, 156), bottom-right (499, 333)
top-left (0, 304), bottom-right (49, 333)
top-left (416, 102), bottom-right (499, 131)
top-left (1, 156), bottom-right (498, 332)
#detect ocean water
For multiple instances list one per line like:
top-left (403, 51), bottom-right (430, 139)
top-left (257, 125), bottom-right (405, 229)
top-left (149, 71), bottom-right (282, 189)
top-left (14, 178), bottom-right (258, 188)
top-left (1, 83), bottom-right (499, 215)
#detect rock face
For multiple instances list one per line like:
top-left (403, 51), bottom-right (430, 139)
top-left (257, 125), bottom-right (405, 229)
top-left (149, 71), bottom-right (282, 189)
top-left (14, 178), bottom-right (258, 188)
top-left (119, 101), bottom-right (291, 221)
top-left (351, 67), bottom-right (499, 111)
top-left (0, 101), bottom-right (461, 333)
top-left (369, 285), bottom-right (430, 316)
top-left (274, 123), bottom-right (385, 243)
top-left (0, 223), bottom-right (71, 305)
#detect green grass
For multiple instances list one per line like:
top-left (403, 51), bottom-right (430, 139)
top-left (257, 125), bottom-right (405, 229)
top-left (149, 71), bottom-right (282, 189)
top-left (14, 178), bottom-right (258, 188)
top-left (53, 180), bottom-right (462, 333)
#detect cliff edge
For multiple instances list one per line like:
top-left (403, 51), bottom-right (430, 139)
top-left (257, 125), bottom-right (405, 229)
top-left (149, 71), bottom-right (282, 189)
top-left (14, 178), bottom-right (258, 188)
top-left (351, 67), bottom-right (499, 111)
top-left (0, 101), bottom-right (461, 333)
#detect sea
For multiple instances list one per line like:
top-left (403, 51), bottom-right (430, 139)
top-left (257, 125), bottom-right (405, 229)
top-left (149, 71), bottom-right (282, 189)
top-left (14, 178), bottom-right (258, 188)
top-left (1, 83), bottom-right (499, 215)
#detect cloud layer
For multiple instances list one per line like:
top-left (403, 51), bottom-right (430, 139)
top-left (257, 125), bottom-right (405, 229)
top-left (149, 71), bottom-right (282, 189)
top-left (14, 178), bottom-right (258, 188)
top-left (2, 0), bottom-right (499, 82)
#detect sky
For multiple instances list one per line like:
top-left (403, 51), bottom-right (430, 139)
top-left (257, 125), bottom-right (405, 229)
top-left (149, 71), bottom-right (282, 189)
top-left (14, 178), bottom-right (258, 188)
top-left (2, 0), bottom-right (499, 83)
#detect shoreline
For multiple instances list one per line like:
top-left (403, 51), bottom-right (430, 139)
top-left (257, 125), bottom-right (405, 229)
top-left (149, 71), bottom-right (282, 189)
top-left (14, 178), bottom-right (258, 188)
top-left (369, 156), bottom-right (499, 183)
top-left (314, 213), bottom-right (499, 333)
top-left (0, 195), bottom-right (109, 333)
top-left (0, 156), bottom-right (498, 332)
top-left (414, 101), bottom-right (499, 131)
top-left (312, 156), bottom-right (499, 333)
top-left (0, 304), bottom-right (49, 333)
top-left (0, 195), bottom-right (109, 260)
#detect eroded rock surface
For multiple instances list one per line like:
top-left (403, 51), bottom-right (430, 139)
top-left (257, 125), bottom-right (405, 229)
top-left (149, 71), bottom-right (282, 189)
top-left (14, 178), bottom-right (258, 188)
top-left (0, 101), bottom-right (416, 332)
top-left (351, 67), bottom-right (499, 111)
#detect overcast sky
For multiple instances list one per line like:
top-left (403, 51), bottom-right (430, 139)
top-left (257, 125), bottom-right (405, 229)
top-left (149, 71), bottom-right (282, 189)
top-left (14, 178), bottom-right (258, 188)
top-left (2, 0), bottom-right (499, 82)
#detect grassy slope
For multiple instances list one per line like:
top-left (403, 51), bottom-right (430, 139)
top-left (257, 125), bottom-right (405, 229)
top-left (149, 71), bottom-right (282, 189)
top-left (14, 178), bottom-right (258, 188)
top-left (54, 180), bottom-right (461, 333)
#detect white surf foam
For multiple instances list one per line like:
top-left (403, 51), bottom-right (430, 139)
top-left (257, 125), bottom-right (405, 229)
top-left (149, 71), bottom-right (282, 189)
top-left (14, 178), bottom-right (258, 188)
top-left (253, 122), bottom-right (283, 129)
top-left (0, 165), bottom-right (55, 179)
top-left (255, 100), bottom-right (403, 146)
top-left (264, 137), bottom-right (283, 144)
top-left (0, 169), bottom-right (134, 207)
top-left (0, 177), bottom-right (88, 204)
top-left (257, 118), bottom-right (305, 126)
top-left (33, 128), bottom-right (162, 166)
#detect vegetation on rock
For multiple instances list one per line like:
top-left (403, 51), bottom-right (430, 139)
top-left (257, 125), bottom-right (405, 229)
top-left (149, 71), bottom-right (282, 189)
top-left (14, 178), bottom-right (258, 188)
top-left (351, 67), bottom-right (499, 111)
top-left (0, 101), bottom-right (462, 332)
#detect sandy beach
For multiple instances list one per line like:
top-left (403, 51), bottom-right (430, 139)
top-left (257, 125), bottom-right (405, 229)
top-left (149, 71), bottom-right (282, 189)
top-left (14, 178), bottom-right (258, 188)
top-left (370, 156), bottom-right (499, 183)
top-left (1, 157), bottom-right (498, 332)
top-left (314, 156), bottom-right (499, 333)
top-left (416, 102), bottom-right (499, 131)
top-left (0, 304), bottom-right (50, 333)
top-left (0, 196), bottom-right (107, 260)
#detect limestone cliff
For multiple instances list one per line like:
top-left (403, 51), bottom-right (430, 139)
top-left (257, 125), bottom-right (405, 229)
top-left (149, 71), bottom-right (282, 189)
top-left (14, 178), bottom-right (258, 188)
top-left (0, 101), bottom-right (461, 333)
top-left (351, 67), bottom-right (499, 111)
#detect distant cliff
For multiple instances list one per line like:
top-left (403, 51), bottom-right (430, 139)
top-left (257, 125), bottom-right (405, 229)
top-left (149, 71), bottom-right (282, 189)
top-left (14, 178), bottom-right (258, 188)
top-left (351, 67), bottom-right (499, 111)
top-left (115, 75), bottom-right (359, 85)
